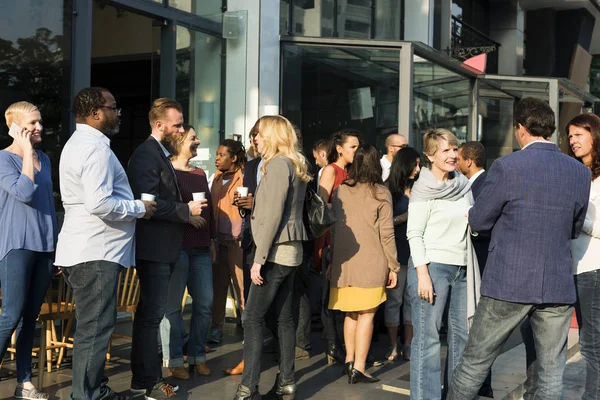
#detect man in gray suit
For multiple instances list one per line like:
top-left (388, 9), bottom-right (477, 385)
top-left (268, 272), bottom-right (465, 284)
top-left (449, 98), bottom-right (591, 399)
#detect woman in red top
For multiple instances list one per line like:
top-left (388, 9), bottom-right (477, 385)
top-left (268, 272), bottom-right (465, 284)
top-left (160, 124), bottom-right (217, 379)
top-left (316, 129), bottom-right (360, 366)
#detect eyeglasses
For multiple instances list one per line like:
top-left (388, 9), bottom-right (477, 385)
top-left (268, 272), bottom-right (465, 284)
top-left (98, 106), bottom-right (122, 114)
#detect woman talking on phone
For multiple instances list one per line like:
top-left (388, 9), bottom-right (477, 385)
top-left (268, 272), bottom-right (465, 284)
top-left (0, 102), bottom-right (58, 400)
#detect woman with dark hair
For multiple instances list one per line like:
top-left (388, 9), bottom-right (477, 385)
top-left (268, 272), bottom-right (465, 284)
top-left (328, 144), bottom-right (399, 384)
top-left (207, 139), bottom-right (247, 344)
top-left (160, 124), bottom-right (217, 379)
top-left (567, 113), bottom-right (600, 400)
top-left (317, 129), bottom-right (361, 365)
top-left (384, 147), bottom-right (421, 361)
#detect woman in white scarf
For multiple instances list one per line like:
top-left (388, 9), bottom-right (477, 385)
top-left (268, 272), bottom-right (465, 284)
top-left (406, 128), bottom-right (479, 400)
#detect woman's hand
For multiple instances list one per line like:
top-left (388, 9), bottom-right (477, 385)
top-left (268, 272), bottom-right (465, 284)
top-left (416, 264), bottom-right (435, 304)
top-left (14, 127), bottom-right (33, 153)
top-left (386, 271), bottom-right (398, 288)
top-left (251, 262), bottom-right (263, 285)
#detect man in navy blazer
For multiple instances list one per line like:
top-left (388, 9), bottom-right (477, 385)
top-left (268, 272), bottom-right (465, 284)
top-left (449, 98), bottom-right (591, 399)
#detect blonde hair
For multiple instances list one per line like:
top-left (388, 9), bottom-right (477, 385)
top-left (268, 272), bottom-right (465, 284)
top-left (148, 98), bottom-right (183, 129)
top-left (258, 115), bottom-right (311, 183)
top-left (5, 101), bottom-right (38, 128)
top-left (423, 128), bottom-right (459, 157)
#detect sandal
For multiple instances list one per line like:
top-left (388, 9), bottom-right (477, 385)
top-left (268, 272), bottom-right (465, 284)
top-left (402, 345), bottom-right (411, 361)
top-left (385, 346), bottom-right (399, 361)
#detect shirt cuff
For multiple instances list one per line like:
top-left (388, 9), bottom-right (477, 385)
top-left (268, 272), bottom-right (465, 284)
top-left (134, 199), bottom-right (147, 218)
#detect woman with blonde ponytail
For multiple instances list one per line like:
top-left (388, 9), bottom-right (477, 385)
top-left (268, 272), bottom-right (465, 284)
top-left (234, 115), bottom-right (310, 400)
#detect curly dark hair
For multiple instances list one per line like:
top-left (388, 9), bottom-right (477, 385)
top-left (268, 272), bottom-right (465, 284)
top-left (565, 113), bottom-right (600, 180)
top-left (219, 139), bottom-right (246, 170)
top-left (73, 87), bottom-right (110, 120)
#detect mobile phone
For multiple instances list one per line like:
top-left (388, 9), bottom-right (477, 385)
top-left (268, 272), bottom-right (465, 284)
top-left (8, 123), bottom-right (20, 138)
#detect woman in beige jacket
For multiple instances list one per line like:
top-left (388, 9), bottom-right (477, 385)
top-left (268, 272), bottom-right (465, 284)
top-left (329, 144), bottom-right (399, 384)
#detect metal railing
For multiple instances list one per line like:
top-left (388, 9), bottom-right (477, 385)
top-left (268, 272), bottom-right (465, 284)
top-left (448, 15), bottom-right (500, 74)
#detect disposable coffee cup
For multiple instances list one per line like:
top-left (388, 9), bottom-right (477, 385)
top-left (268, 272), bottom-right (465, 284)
top-left (193, 192), bottom-right (206, 201)
top-left (141, 193), bottom-right (156, 201)
top-left (237, 187), bottom-right (249, 197)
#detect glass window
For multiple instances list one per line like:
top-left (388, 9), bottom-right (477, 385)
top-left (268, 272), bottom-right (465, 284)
top-left (169, 0), bottom-right (223, 15)
top-left (281, 0), bottom-right (402, 40)
top-left (281, 43), bottom-right (401, 157)
top-left (412, 55), bottom-right (470, 149)
top-left (0, 0), bottom-right (72, 209)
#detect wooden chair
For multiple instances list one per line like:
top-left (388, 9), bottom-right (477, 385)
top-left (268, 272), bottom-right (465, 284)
top-left (37, 275), bottom-right (76, 388)
top-left (106, 268), bottom-right (140, 361)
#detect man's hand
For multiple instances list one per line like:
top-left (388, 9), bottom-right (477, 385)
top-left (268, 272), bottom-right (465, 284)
top-left (189, 215), bottom-right (207, 229)
top-left (251, 262), bottom-right (263, 285)
top-left (234, 192), bottom-right (254, 210)
top-left (188, 199), bottom-right (208, 216)
top-left (141, 200), bottom-right (157, 219)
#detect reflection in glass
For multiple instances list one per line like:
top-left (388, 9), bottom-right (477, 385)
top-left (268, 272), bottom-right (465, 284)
top-left (0, 0), bottom-right (72, 210)
top-left (412, 55), bottom-right (470, 150)
top-left (168, 0), bottom-right (222, 15)
top-left (281, 0), bottom-right (402, 40)
top-left (281, 44), bottom-right (401, 157)
top-left (478, 96), bottom-right (515, 167)
top-left (176, 24), bottom-right (222, 178)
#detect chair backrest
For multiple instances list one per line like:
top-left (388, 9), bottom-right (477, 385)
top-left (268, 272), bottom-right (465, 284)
top-left (38, 275), bottom-right (76, 321)
top-left (116, 268), bottom-right (140, 313)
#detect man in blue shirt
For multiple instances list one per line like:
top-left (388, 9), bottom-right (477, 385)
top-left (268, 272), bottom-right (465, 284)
top-left (448, 98), bottom-right (591, 399)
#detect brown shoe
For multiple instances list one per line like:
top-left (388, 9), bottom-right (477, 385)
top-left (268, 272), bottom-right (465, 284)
top-left (195, 362), bottom-right (211, 376)
top-left (223, 359), bottom-right (244, 375)
top-left (168, 366), bottom-right (190, 380)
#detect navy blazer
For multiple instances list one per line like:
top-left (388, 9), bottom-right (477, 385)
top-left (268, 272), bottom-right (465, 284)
top-left (127, 137), bottom-right (190, 264)
top-left (240, 157), bottom-right (260, 250)
top-left (470, 171), bottom-right (490, 275)
top-left (471, 170), bottom-right (487, 200)
top-left (469, 142), bottom-right (590, 304)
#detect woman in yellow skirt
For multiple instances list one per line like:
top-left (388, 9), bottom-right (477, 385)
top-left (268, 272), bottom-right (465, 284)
top-left (328, 144), bottom-right (399, 384)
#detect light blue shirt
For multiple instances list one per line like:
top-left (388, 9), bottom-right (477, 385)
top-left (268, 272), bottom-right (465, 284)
top-left (55, 124), bottom-right (146, 268)
top-left (0, 149), bottom-right (57, 260)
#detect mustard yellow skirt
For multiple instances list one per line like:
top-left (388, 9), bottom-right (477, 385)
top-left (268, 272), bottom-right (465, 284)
top-left (328, 286), bottom-right (387, 312)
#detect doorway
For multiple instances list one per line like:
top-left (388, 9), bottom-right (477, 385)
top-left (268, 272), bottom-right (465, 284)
top-left (90, 1), bottom-right (161, 166)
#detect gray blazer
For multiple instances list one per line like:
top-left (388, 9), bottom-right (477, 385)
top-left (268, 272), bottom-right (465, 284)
top-left (251, 155), bottom-right (308, 264)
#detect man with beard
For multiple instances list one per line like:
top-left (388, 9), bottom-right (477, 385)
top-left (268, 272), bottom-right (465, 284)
top-left (55, 87), bottom-right (157, 400)
top-left (127, 98), bottom-right (207, 399)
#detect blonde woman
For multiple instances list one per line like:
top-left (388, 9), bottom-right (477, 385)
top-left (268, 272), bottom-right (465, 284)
top-left (406, 129), bottom-right (472, 399)
top-left (0, 102), bottom-right (57, 400)
top-left (234, 115), bottom-right (311, 400)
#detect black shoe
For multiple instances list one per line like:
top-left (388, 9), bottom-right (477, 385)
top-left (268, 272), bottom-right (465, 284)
top-left (478, 386), bottom-right (494, 398)
top-left (234, 384), bottom-right (261, 400)
top-left (263, 373), bottom-right (296, 400)
top-left (342, 361), bottom-right (354, 376)
top-left (325, 342), bottom-right (345, 365)
top-left (348, 368), bottom-right (380, 384)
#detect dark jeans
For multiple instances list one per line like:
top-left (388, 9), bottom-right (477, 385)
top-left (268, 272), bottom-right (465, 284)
top-left (575, 271), bottom-right (600, 400)
top-left (321, 248), bottom-right (344, 347)
top-left (63, 260), bottom-right (122, 400)
top-left (131, 260), bottom-right (172, 389)
top-left (293, 242), bottom-right (312, 351)
top-left (448, 296), bottom-right (571, 400)
top-left (0, 249), bottom-right (53, 383)
top-left (242, 262), bottom-right (296, 389)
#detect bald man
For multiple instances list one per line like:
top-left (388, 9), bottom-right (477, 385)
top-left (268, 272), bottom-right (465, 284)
top-left (381, 133), bottom-right (408, 181)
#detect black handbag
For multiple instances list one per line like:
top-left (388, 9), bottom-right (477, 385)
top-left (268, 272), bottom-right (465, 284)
top-left (303, 185), bottom-right (336, 240)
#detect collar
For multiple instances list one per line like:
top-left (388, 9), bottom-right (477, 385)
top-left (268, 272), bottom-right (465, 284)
top-left (469, 169), bottom-right (485, 183)
top-left (522, 140), bottom-right (554, 150)
top-left (75, 123), bottom-right (110, 145)
top-left (150, 134), bottom-right (171, 158)
top-left (380, 155), bottom-right (392, 168)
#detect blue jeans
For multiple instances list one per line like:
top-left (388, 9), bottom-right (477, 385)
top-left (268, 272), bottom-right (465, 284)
top-left (160, 247), bottom-right (213, 367)
top-left (241, 262), bottom-right (296, 390)
top-left (575, 270), bottom-right (600, 400)
top-left (131, 261), bottom-right (172, 389)
top-left (448, 297), bottom-right (571, 400)
top-left (407, 259), bottom-right (467, 400)
top-left (0, 249), bottom-right (53, 383)
top-left (62, 260), bottom-right (122, 400)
